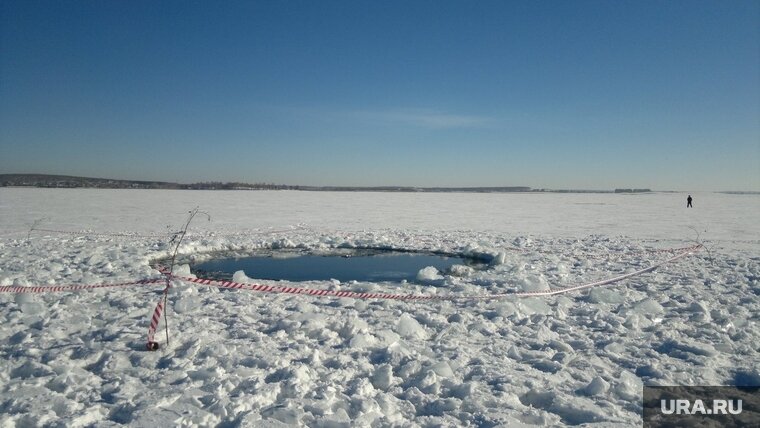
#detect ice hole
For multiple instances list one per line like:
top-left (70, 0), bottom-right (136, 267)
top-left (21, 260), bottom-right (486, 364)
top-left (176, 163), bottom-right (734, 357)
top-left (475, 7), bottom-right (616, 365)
top-left (188, 249), bottom-right (488, 283)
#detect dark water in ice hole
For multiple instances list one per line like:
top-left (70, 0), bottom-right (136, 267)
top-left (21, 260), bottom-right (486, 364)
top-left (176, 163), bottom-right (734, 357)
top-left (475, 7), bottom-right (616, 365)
top-left (192, 250), bottom-right (486, 283)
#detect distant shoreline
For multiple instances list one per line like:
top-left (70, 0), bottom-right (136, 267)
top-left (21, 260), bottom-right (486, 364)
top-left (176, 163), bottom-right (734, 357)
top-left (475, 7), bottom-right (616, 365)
top-left (2, 173), bottom-right (756, 194)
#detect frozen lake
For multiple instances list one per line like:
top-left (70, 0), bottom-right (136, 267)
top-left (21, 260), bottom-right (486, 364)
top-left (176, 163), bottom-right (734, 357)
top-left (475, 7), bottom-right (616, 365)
top-left (0, 188), bottom-right (758, 426)
top-left (2, 188), bottom-right (758, 241)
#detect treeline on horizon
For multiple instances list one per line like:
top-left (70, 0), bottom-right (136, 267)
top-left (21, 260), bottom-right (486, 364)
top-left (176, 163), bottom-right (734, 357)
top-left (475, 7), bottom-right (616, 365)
top-left (0, 173), bottom-right (654, 193)
top-left (0, 174), bottom-right (297, 190)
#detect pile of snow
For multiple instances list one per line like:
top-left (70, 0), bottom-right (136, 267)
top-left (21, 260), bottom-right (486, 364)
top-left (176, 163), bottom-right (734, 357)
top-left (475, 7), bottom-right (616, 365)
top-left (448, 264), bottom-right (474, 277)
top-left (396, 313), bottom-right (428, 340)
top-left (416, 266), bottom-right (443, 282)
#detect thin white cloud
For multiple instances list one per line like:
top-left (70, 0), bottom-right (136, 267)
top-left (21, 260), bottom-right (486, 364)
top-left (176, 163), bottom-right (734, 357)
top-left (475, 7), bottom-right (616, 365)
top-left (352, 108), bottom-right (491, 129)
top-left (272, 105), bottom-right (493, 129)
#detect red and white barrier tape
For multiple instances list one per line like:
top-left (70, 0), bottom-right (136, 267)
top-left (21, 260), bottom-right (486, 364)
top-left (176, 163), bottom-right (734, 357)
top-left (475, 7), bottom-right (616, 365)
top-left (0, 278), bottom-right (164, 294)
top-left (147, 299), bottom-right (165, 344)
top-left (510, 246), bottom-right (699, 296)
top-left (200, 225), bottom-right (308, 238)
top-left (0, 243), bottom-right (701, 351)
top-left (643, 243), bottom-right (704, 254)
top-left (161, 244), bottom-right (702, 301)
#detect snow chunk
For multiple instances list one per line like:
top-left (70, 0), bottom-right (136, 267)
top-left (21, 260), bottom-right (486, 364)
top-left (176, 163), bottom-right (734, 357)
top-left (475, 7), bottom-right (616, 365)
top-left (11, 361), bottom-right (55, 379)
top-left (588, 288), bottom-right (625, 304)
top-left (513, 237), bottom-right (533, 247)
top-left (337, 317), bottom-right (369, 339)
top-left (20, 303), bottom-right (46, 317)
top-left (580, 376), bottom-right (609, 396)
top-left (396, 313), bottom-right (428, 340)
top-left (548, 339), bottom-right (574, 353)
top-left (623, 313), bottom-right (653, 330)
top-left (687, 301), bottom-right (710, 314)
top-left (315, 408), bottom-right (351, 428)
top-left (271, 238), bottom-right (296, 249)
top-left (518, 298), bottom-right (552, 316)
top-left (173, 264), bottom-right (193, 277)
top-left (377, 341), bottom-right (414, 365)
top-left (517, 275), bottom-right (550, 292)
top-left (371, 364), bottom-right (395, 391)
top-left (448, 264), bottom-right (474, 277)
top-left (348, 333), bottom-right (376, 349)
top-left (687, 301), bottom-right (712, 323)
top-left (507, 345), bottom-right (522, 360)
top-left (657, 338), bottom-right (718, 358)
top-left (632, 298), bottom-right (664, 316)
top-left (422, 398), bottom-right (462, 416)
top-left (261, 403), bottom-right (303, 425)
top-left (352, 377), bottom-right (376, 397)
top-left (493, 301), bottom-right (518, 318)
top-left (416, 266), bottom-right (443, 282)
top-left (14, 292), bottom-right (35, 306)
top-left (614, 371), bottom-right (642, 401)
top-left (490, 252), bottom-right (507, 266)
top-left (417, 370), bottom-right (441, 394)
top-left (450, 382), bottom-right (477, 400)
top-left (232, 270), bottom-right (251, 283)
top-left (174, 296), bottom-right (202, 314)
top-left (429, 361), bottom-right (454, 378)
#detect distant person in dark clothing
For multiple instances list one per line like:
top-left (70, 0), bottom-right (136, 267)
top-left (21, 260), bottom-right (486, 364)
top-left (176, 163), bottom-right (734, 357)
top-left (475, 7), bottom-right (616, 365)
top-left (687, 195), bottom-right (693, 208)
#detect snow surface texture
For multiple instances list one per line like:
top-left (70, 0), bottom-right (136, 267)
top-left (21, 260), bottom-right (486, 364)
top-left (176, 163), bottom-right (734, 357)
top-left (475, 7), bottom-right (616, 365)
top-left (0, 189), bottom-right (758, 427)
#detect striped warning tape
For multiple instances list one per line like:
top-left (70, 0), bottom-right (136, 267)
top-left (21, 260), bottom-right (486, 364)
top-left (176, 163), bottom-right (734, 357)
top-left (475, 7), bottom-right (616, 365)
top-left (145, 243), bottom-right (694, 350)
top-left (159, 244), bottom-right (702, 301)
top-left (147, 299), bottom-right (164, 344)
top-left (643, 243), bottom-right (704, 253)
top-left (196, 225), bottom-right (308, 238)
top-left (324, 241), bottom-right (704, 263)
top-left (509, 246), bottom-right (700, 297)
top-left (0, 278), bottom-right (164, 293)
top-left (0, 242), bottom-right (701, 296)
top-left (0, 243), bottom-right (701, 351)
top-left (565, 243), bottom-right (705, 262)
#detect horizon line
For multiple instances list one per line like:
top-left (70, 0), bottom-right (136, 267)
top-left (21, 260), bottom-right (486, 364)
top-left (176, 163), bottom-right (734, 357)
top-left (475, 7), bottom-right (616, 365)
top-left (1, 173), bottom-right (758, 194)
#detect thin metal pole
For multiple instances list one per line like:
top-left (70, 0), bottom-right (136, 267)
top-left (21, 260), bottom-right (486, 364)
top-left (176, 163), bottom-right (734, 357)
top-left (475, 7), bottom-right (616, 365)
top-left (161, 207), bottom-right (210, 348)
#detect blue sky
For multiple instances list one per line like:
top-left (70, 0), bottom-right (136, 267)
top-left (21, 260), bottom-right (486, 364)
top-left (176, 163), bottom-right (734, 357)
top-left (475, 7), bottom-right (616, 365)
top-left (1, 1), bottom-right (758, 190)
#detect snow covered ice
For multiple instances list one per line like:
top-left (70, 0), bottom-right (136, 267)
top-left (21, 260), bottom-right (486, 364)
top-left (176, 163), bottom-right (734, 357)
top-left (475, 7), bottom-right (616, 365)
top-left (0, 188), bottom-right (759, 426)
